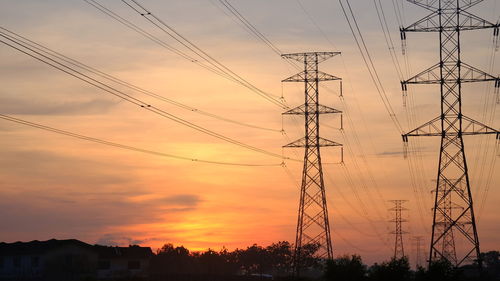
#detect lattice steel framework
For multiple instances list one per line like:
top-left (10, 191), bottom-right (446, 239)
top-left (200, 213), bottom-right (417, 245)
top-left (400, 0), bottom-right (500, 267)
top-left (389, 200), bottom-right (408, 259)
top-left (413, 236), bottom-right (424, 268)
top-left (282, 52), bottom-right (342, 274)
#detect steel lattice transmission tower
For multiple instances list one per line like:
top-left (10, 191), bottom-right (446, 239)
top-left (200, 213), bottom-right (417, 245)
top-left (389, 200), bottom-right (408, 259)
top-left (282, 52), bottom-right (342, 271)
top-left (412, 236), bottom-right (424, 268)
top-left (400, 0), bottom-right (500, 267)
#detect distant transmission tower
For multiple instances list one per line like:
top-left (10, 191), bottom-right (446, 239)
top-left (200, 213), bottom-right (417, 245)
top-left (412, 236), bottom-right (424, 268)
top-left (282, 52), bottom-right (342, 274)
top-left (400, 0), bottom-right (500, 268)
top-left (389, 200), bottom-right (408, 259)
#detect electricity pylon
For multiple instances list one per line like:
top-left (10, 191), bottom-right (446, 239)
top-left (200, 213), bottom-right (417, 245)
top-left (389, 200), bottom-right (408, 259)
top-left (400, 0), bottom-right (500, 268)
top-left (413, 236), bottom-right (424, 268)
top-left (282, 52), bottom-right (342, 275)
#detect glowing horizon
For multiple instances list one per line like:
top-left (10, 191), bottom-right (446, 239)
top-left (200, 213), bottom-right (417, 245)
top-left (0, 0), bottom-right (498, 267)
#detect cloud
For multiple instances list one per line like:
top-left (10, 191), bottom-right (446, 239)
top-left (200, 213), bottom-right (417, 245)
top-left (95, 234), bottom-right (162, 246)
top-left (377, 150), bottom-right (405, 156)
top-left (159, 194), bottom-right (202, 207)
top-left (0, 146), bottom-right (203, 243)
top-left (377, 146), bottom-right (432, 156)
top-left (0, 191), bottom-right (203, 242)
top-left (0, 96), bottom-right (118, 115)
top-left (0, 149), bottom-right (131, 187)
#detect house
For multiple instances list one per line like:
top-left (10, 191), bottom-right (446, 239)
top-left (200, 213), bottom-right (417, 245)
top-left (94, 244), bottom-right (152, 279)
top-left (0, 239), bottom-right (153, 280)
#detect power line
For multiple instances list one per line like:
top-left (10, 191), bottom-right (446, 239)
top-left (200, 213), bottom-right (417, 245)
top-left (0, 31), bottom-right (296, 161)
top-left (339, 0), bottom-right (404, 134)
top-left (373, 0), bottom-right (430, 233)
top-left (470, 3), bottom-right (499, 217)
top-left (282, 165), bottom-right (386, 253)
top-left (275, 2), bottom-right (396, 235)
top-left (0, 114), bottom-right (282, 167)
top-left (296, 0), bottom-right (335, 48)
top-left (338, 163), bottom-right (391, 248)
top-left (293, 1), bottom-right (390, 220)
top-left (84, 0), bottom-right (284, 109)
top-left (207, 1), bottom-right (391, 235)
top-left (83, 0), bottom-right (242, 85)
top-left (217, 0), bottom-right (282, 57)
top-left (118, 0), bottom-right (286, 109)
top-left (0, 26), bottom-right (281, 133)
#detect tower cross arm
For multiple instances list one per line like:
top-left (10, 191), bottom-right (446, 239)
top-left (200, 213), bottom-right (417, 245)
top-left (402, 11), bottom-right (439, 32)
top-left (281, 52), bottom-right (340, 63)
top-left (406, 0), bottom-right (439, 11)
top-left (401, 62), bottom-right (500, 85)
top-left (282, 71), bottom-right (341, 82)
top-left (458, 11), bottom-right (499, 31)
top-left (406, 0), bottom-right (485, 12)
top-left (402, 10), bottom-right (498, 33)
top-left (283, 137), bottom-right (342, 148)
top-left (318, 71), bottom-right (341, 82)
top-left (460, 62), bottom-right (500, 83)
top-left (283, 104), bottom-right (342, 115)
top-left (401, 63), bottom-right (440, 85)
top-left (402, 116), bottom-right (499, 141)
top-left (461, 116), bottom-right (500, 137)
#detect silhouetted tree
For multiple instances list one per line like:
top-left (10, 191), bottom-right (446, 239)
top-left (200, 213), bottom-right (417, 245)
top-left (237, 244), bottom-right (271, 275)
top-left (480, 251), bottom-right (500, 280)
top-left (368, 257), bottom-right (411, 281)
top-left (266, 241), bottom-right (293, 275)
top-left (296, 243), bottom-right (321, 270)
top-left (197, 248), bottom-right (226, 276)
top-left (150, 243), bottom-right (193, 277)
top-left (218, 246), bottom-right (240, 275)
top-left (324, 254), bottom-right (367, 281)
top-left (424, 259), bottom-right (458, 281)
top-left (414, 265), bottom-right (427, 281)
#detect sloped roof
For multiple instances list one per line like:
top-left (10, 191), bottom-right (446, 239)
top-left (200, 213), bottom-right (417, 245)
top-left (0, 239), bottom-right (152, 259)
top-left (0, 239), bottom-right (91, 255)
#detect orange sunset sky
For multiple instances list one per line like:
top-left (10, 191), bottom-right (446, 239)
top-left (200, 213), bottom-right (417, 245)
top-left (0, 0), bottom-right (499, 266)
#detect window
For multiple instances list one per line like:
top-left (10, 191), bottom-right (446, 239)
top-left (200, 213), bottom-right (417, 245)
top-left (98, 260), bottom-right (110, 270)
top-left (31, 256), bottom-right (39, 267)
top-left (128, 260), bottom-right (140, 270)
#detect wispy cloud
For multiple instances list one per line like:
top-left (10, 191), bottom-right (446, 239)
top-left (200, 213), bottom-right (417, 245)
top-left (0, 96), bottom-right (118, 115)
top-left (95, 234), bottom-right (163, 246)
top-left (376, 150), bottom-right (405, 156)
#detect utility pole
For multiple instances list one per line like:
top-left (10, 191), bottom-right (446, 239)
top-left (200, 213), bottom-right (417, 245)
top-left (389, 200), bottom-right (408, 259)
top-left (282, 52), bottom-right (342, 275)
top-left (400, 0), bottom-right (500, 268)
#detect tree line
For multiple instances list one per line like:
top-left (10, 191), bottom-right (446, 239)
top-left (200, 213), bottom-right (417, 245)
top-left (324, 252), bottom-right (499, 281)
top-left (148, 241), bottom-right (500, 281)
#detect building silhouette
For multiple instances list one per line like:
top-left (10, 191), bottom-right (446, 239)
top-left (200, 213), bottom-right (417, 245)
top-left (0, 239), bottom-right (152, 280)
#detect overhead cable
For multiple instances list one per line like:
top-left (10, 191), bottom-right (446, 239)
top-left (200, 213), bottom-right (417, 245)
top-left (0, 114), bottom-right (282, 167)
top-left (0, 31), bottom-right (296, 161)
top-left (0, 26), bottom-right (281, 133)
top-left (339, 0), bottom-right (404, 134)
top-left (117, 0), bottom-right (286, 109)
